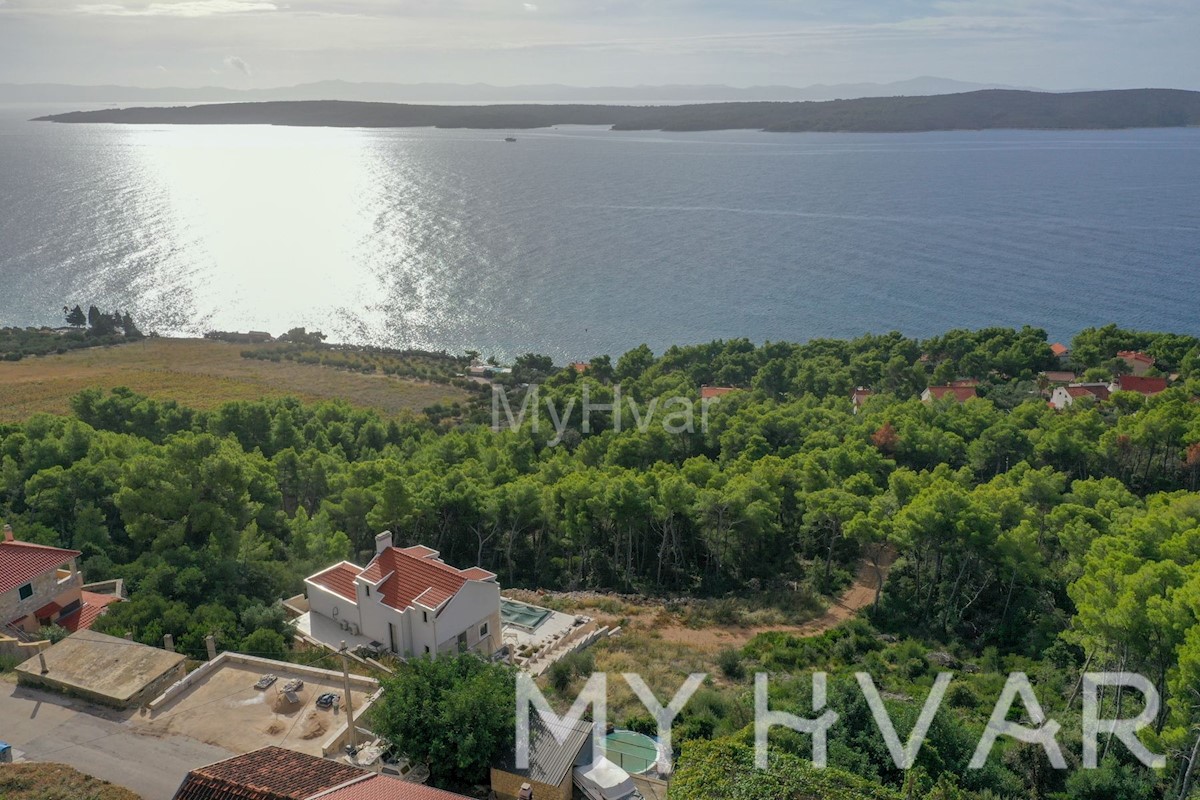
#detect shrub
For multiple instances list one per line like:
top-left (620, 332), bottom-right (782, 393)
top-left (716, 648), bottom-right (745, 680)
top-left (624, 714), bottom-right (657, 736)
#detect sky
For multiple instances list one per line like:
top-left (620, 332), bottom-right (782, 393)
top-left (0, 0), bottom-right (1197, 90)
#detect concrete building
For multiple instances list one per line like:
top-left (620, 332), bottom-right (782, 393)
top-left (302, 536), bottom-right (502, 659)
top-left (15, 629), bottom-right (186, 709)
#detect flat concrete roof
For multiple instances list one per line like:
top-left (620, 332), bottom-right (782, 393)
top-left (16, 629), bottom-right (186, 704)
top-left (135, 657), bottom-right (375, 756)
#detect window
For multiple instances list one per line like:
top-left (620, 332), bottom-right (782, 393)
top-left (422, 610), bottom-right (428, 623)
top-left (365, 585), bottom-right (370, 597)
top-left (18, 583), bottom-right (33, 601)
top-left (479, 622), bottom-right (489, 638)
top-left (424, 645), bottom-right (431, 654)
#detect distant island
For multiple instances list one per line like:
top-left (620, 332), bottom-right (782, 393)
top-left (33, 89), bottom-right (1200, 133)
top-left (1, 76), bottom-right (1032, 105)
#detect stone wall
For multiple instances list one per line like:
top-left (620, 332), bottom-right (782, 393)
top-left (1, 565), bottom-right (80, 630)
top-left (490, 768), bottom-right (572, 800)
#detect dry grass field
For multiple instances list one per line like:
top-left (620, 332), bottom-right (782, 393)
top-left (0, 763), bottom-right (142, 800)
top-left (0, 338), bottom-right (469, 422)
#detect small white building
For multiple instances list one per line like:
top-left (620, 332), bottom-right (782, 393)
top-left (302, 534), bottom-right (502, 659)
top-left (1049, 383), bottom-right (1111, 410)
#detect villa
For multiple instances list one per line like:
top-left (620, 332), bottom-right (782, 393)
top-left (301, 534), bottom-right (502, 659)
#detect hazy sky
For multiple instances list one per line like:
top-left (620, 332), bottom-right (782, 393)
top-left (0, 0), bottom-right (1197, 89)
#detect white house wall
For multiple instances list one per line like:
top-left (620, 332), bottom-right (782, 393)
top-left (305, 580), bottom-right (358, 632)
top-left (434, 580), bottom-right (502, 653)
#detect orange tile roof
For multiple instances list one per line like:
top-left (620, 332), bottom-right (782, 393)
top-left (700, 386), bottom-right (738, 400)
top-left (1065, 384), bottom-right (1111, 402)
top-left (1117, 350), bottom-right (1155, 364)
top-left (314, 775), bottom-right (471, 800)
top-left (173, 746), bottom-right (366, 800)
top-left (59, 591), bottom-right (122, 632)
top-left (0, 540), bottom-right (80, 594)
top-left (308, 562), bottom-right (363, 602)
top-left (1116, 375), bottom-right (1168, 395)
top-left (362, 548), bottom-right (490, 614)
top-left (1050, 343), bottom-right (1069, 356)
top-left (926, 386), bottom-right (978, 402)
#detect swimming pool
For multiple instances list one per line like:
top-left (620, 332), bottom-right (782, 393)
top-left (500, 599), bottom-right (552, 630)
top-left (605, 730), bottom-right (659, 775)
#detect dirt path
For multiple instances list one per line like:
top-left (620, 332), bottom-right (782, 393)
top-left (654, 549), bottom-right (897, 650)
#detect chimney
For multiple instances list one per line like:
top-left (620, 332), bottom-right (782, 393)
top-left (518, 784), bottom-right (533, 800)
top-left (3, 524), bottom-right (13, 543)
top-left (374, 531), bottom-right (393, 555)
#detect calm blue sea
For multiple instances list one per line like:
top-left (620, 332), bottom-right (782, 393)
top-left (1, 105), bottom-right (1198, 362)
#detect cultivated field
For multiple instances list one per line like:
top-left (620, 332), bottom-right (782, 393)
top-left (0, 338), bottom-right (469, 422)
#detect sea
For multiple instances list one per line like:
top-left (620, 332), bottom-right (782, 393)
top-left (2, 104), bottom-right (1198, 362)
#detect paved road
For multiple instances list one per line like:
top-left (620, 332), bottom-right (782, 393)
top-left (0, 679), bottom-right (234, 800)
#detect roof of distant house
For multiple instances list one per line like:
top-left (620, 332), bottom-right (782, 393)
top-left (1117, 350), bottom-right (1155, 365)
top-left (1050, 343), bottom-right (1070, 356)
top-left (571, 362), bottom-right (589, 373)
top-left (924, 386), bottom-right (978, 402)
top-left (314, 775), bottom-right (472, 800)
top-left (700, 386), bottom-right (738, 400)
top-left (1064, 383), bottom-right (1111, 402)
top-left (0, 536), bottom-right (81, 594)
top-left (1115, 375), bottom-right (1169, 395)
top-left (173, 746), bottom-right (366, 800)
top-left (1042, 371), bottom-right (1077, 383)
top-left (361, 545), bottom-right (496, 614)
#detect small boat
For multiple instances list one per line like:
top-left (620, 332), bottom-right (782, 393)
top-left (505, 137), bottom-right (517, 143)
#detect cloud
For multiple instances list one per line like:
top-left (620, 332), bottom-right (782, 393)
top-left (73, 0), bottom-right (276, 16)
top-left (224, 54), bottom-right (251, 75)
top-left (522, 2), bottom-right (537, 10)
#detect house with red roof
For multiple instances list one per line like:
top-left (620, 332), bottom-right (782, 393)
top-left (1117, 350), bottom-right (1156, 377)
top-left (1050, 343), bottom-right (1070, 361)
top-left (1049, 383), bottom-right (1112, 410)
top-left (0, 524), bottom-right (120, 635)
top-left (172, 746), bottom-right (472, 800)
top-left (303, 535), bottom-right (501, 659)
top-left (1111, 374), bottom-right (1169, 397)
top-left (921, 385), bottom-right (978, 404)
top-left (851, 387), bottom-right (874, 414)
top-left (700, 385), bottom-right (739, 400)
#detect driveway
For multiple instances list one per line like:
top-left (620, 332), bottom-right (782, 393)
top-left (0, 678), bottom-right (235, 800)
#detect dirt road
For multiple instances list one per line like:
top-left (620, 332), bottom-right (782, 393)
top-left (654, 549), bottom-right (897, 650)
